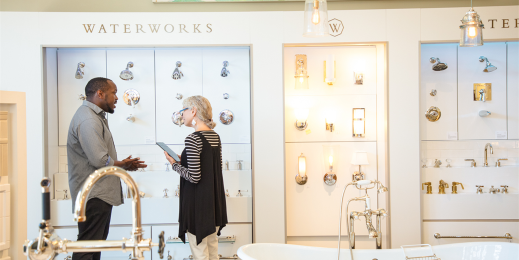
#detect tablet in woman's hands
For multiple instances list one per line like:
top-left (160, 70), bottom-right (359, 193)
top-left (156, 142), bottom-right (180, 162)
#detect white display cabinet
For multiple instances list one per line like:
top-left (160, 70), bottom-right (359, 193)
top-left (57, 49), bottom-right (107, 146)
top-left (202, 47), bottom-right (251, 144)
top-left (420, 44), bottom-right (458, 141)
top-left (458, 42), bottom-right (508, 140)
top-left (107, 49), bottom-right (156, 146)
top-left (155, 48), bottom-right (204, 145)
top-left (508, 42), bottom-right (519, 140)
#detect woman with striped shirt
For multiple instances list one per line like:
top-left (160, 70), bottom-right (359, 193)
top-left (164, 96), bottom-right (228, 260)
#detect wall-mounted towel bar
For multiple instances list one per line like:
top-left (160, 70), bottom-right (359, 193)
top-left (167, 235), bottom-right (236, 244)
top-left (434, 233), bottom-right (512, 239)
top-left (183, 254), bottom-right (239, 260)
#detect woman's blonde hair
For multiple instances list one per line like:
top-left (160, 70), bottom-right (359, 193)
top-left (183, 95), bottom-right (217, 129)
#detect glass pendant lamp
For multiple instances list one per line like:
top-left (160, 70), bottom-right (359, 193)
top-left (303, 0), bottom-right (329, 37)
top-left (459, 0), bottom-right (484, 47)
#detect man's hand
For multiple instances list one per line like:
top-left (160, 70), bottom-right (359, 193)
top-left (115, 155), bottom-right (147, 171)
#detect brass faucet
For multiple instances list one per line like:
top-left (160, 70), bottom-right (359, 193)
top-left (484, 143), bottom-right (493, 167)
top-left (439, 180), bottom-right (449, 194)
top-left (452, 182), bottom-right (464, 194)
top-left (422, 182), bottom-right (432, 194)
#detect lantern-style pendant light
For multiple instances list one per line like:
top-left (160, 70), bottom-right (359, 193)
top-left (459, 0), bottom-right (484, 47)
top-left (303, 0), bottom-right (329, 37)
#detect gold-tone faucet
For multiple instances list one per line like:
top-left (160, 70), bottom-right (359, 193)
top-left (422, 182), bottom-right (432, 194)
top-left (439, 180), bottom-right (449, 194)
top-left (452, 182), bottom-right (464, 194)
top-left (484, 143), bottom-right (493, 167)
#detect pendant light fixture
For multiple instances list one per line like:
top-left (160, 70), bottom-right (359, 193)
top-left (303, 0), bottom-right (329, 37)
top-left (459, 0), bottom-right (484, 47)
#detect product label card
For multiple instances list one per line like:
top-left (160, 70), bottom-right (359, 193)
top-left (145, 136), bottom-right (155, 144)
top-left (447, 131), bottom-right (457, 140)
top-left (305, 129), bottom-right (312, 135)
top-left (496, 131), bottom-right (507, 139)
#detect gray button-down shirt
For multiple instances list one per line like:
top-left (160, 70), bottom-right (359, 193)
top-left (67, 101), bottom-right (123, 211)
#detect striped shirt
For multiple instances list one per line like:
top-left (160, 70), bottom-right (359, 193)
top-left (172, 130), bottom-right (222, 184)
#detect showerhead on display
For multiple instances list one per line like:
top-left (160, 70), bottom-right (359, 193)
top-left (479, 56), bottom-right (497, 72)
top-left (120, 61), bottom-right (134, 80)
top-left (429, 57), bottom-right (448, 71)
top-left (75, 62), bottom-right (85, 79)
top-left (172, 61), bottom-right (183, 80)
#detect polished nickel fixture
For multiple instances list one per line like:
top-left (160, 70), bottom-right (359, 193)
top-left (476, 185), bottom-right (484, 194)
top-left (120, 61), bottom-right (134, 80)
top-left (294, 108), bottom-right (309, 131)
top-left (223, 93), bottom-right (229, 99)
top-left (351, 151), bottom-right (368, 182)
top-left (221, 61), bottom-right (230, 77)
top-left (303, 0), bottom-right (329, 37)
top-left (459, 0), bottom-right (484, 47)
top-left (430, 57), bottom-right (448, 71)
top-left (219, 109), bottom-right (234, 125)
top-left (172, 111), bottom-right (184, 126)
top-left (296, 153), bottom-right (308, 185)
top-left (75, 62), bottom-right (85, 79)
top-left (479, 56), bottom-right (497, 72)
top-left (126, 114), bottom-right (135, 122)
top-left (172, 61), bottom-right (183, 80)
top-left (323, 145), bottom-right (338, 185)
top-left (24, 169), bottom-right (165, 260)
top-left (176, 93), bottom-right (183, 100)
top-left (123, 89), bottom-right (140, 108)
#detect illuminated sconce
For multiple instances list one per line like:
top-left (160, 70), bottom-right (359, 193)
top-left (294, 108), bottom-right (309, 131)
top-left (296, 153), bottom-right (308, 185)
top-left (323, 145), bottom-right (339, 185)
top-left (294, 54), bottom-right (309, 89)
top-left (325, 111), bottom-right (336, 132)
top-left (351, 151), bottom-right (369, 181)
top-left (354, 72), bottom-right (363, 85)
top-left (75, 62), bottom-right (85, 79)
top-left (323, 55), bottom-right (336, 85)
top-left (352, 108), bottom-right (365, 137)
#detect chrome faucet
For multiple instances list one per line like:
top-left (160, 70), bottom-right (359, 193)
top-left (24, 167), bottom-right (165, 260)
top-left (484, 143), bottom-right (493, 167)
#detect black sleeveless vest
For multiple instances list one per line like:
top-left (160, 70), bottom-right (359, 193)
top-left (178, 131), bottom-right (228, 245)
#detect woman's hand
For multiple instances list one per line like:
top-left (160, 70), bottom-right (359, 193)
top-left (164, 151), bottom-right (180, 165)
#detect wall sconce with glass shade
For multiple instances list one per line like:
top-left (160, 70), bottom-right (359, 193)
top-left (325, 110), bottom-right (336, 133)
top-left (323, 145), bottom-right (339, 185)
top-left (303, 0), bottom-right (329, 37)
top-left (459, 0), bottom-right (484, 47)
top-left (323, 55), bottom-right (336, 85)
top-left (295, 54), bottom-right (309, 89)
top-left (354, 72), bottom-right (364, 85)
top-left (351, 151), bottom-right (369, 181)
top-left (294, 108), bottom-right (309, 131)
top-left (296, 153), bottom-right (308, 185)
top-left (352, 108), bottom-right (365, 137)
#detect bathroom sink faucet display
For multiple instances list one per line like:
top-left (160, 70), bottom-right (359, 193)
top-left (484, 143), bottom-right (493, 167)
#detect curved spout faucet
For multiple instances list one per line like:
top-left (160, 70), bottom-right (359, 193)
top-left (484, 143), bottom-right (493, 167)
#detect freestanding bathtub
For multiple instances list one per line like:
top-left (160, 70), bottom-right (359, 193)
top-left (237, 242), bottom-right (518, 260)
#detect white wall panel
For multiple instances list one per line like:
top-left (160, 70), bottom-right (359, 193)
top-left (107, 49), bottom-right (156, 145)
top-left (422, 222), bottom-right (519, 245)
top-left (458, 43), bottom-right (507, 140)
top-left (57, 49), bottom-right (106, 145)
top-left (202, 48), bottom-right (251, 144)
top-left (285, 142), bottom-right (378, 236)
top-left (155, 48), bottom-right (204, 145)
top-left (420, 44), bottom-right (458, 141)
top-left (508, 42), bottom-right (519, 140)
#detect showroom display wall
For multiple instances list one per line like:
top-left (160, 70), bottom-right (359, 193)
top-left (420, 42), bottom-right (519, 245)
top-left (47, 47), bottom-right (252, 259)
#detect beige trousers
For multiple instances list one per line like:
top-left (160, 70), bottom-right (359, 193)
top-left (187, 227), bottom-right (220, 260)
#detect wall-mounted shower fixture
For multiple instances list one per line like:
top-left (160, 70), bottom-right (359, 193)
top-left (294, 108), bottom-right (309, 131)
top-left (438, 180), bottom-right (449, 194)
top-left (434, 159), bottom-right (442, 168)
top-left (75, 62), bottom-right (85, 79)
top-left (296, 153), bottom-right (308, 185)
top-left (78, 94), bottom-right (86, 101)
top-left (422, 182), bottom-right (432, 194)
top-left (473, 83), bottom-right (492, 101)
top-left (127, 114), bottom-right (135, 122)
top-left (353, 108), bottom-right (365, 137)
top-left (221, 61), bottom-right (230, 77)
top-left (123, 89), bottom-right (140, 108)
top-left (496, 158), bottom-right (507, 167)
top-left (430, 89), bottom-right (437, 96)
top-left (354, 72), bottom-right (364, 85)
top-left (425, 106), bottom-right (441, 122)
top-left (172, 61), bottom-right (183, 80)
top-left (175, 185), bottom-right (180, 197)
top-left (176, 93), bottom-right (183, 100)
top-left (452, 182), bottom-right (464, 194)
top-left (163, 189), bottom-right (169, 198)
top-left (351, 151), bottom-right (368, 182)
top-left (172, 111), bottom-right (184, 126)
top-left (223, 93), bottom-right (229, 99)
top-left (479, 56), bottom-right (497, 72)
top-left (465, 159), bottom-right (476, 167)
top-left (476, 185), bottom-right (484, 194)
top-left (219, 109), bottom-right (234, 125)
top-left (237, 160), bottom-right (243, 170)
top-left (323, 55), bottom-right (336, 85)
top-left (429, 57), bottom-right (448, 71)
top-left (120, 61), bottom-right (134, 80)
top-left (479, 110), bottom-right (491, 117)
top-left (165, 163), bottom-right (170, 171)
top-left (295, 54), bottom-right (309, 89)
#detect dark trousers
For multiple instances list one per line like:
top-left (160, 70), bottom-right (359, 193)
top-left (72, 198), bottom-right (113, 260)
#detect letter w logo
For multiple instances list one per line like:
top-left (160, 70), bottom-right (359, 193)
top-left (83, 24), bottom-right (95, 33)
top-left (328, 19), bottom-right (344, 37)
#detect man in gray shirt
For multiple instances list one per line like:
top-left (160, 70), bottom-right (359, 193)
top-left (67, 77), bottom-right (146, 260)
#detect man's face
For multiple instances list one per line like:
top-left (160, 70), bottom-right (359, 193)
top-left (103, 81), bottom-right (118, 114)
